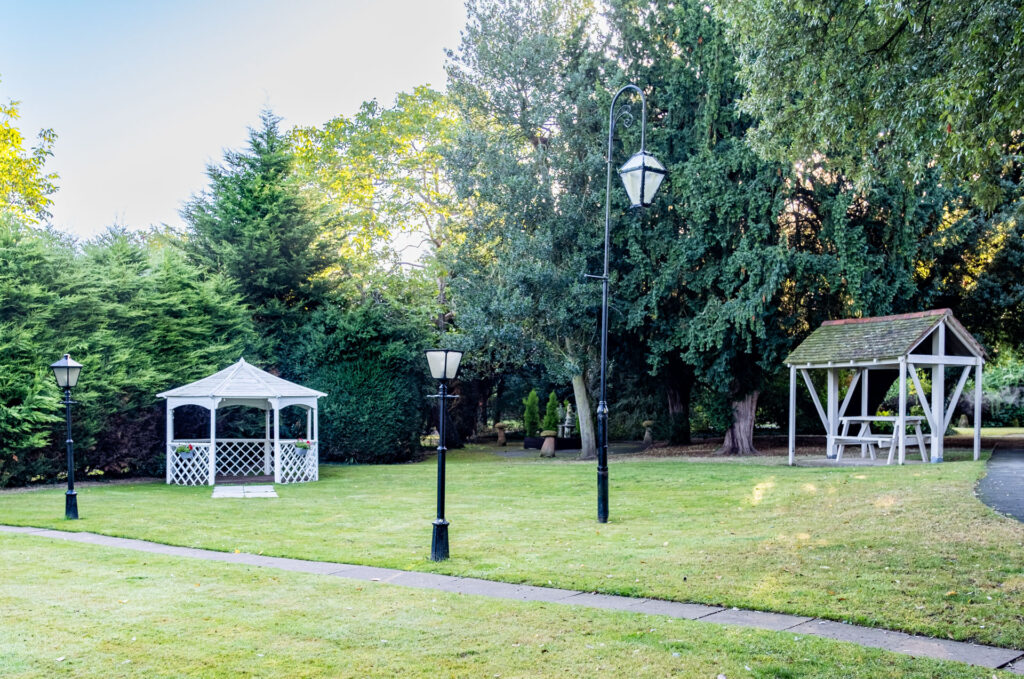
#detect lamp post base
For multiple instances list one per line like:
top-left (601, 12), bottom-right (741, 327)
top-left (597, 469), bottom-right (608, 523)
top-left (65, 490), bottom-right (78, 520)
top-left (430, 519), bottom-right (449, 561)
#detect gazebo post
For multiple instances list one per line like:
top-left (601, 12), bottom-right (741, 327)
top-left (306, 407), bottom-right (312, 441)
top-left (272, 402), bottom-right (281, 484)
top-left (898, 359), bottom-right (907, 465)
top-left (788, 364), bottom-right (796, 466)
top-left (973, 360), bottom-right (983, 461)
top-left (931, 323), bottom-right (945, 462)
top-left (165, 402), bottom-right (174, 484)
top-left (313, 406), bottom-right (320, 481)
top-left (208, 402), bottom-right (218, 485)
top-left (264, 408), bottom-right (272, 475)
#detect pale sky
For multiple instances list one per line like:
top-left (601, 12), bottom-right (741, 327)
top-left (0, 0), bottom-right (466, 239)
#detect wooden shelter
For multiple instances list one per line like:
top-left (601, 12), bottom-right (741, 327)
top-left (157, 358), bottom-right (326, 485)
top-left (784, 309), bottom-right (986, 465)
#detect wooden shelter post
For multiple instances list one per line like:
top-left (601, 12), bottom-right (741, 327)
top-left (826, 368), bottom-right (838, 459)
top-left (788, 364), bottom-right (796, 465)
top-left (974, 361), bottom-right (983, 461)
top-left (931, 322), bottom-right (945, 462)
top-left (898, 359), bottom-right (907, 465)
top-left (860, 369), bottom-right (869, 458)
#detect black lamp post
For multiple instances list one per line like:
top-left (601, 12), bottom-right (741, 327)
top-left (588, 84), bottom-right (666, 524)
top-left (425, 349), bottom-right (462, 561)
top-left (50, 353), bottom-right (83, 520)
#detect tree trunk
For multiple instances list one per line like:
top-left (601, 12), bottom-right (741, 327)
top-left (492, 375), bottom-right (505, 425)
top-left (475, 377), bottom-right (492, 435)
top-left (572, 372), bottom-right (597, 460)
top-left (714, 391), bottom-right (761, 455)
top-left (665, 360), bottom-right (694, 445)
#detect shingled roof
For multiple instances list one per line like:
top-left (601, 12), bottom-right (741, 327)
top-left (784, 309), bottom-right (985, 366)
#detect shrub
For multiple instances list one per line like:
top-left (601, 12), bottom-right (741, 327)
top-left (522, 389), bottom-right (540, 437)
top-left (279, 300), bottom-right (430, 464)
top-left (542, 391), bottom-right (560, 431)
top-left (0, 219), bottom-right (254, 486)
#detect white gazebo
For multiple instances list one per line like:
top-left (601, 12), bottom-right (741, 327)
top-left (157, 358), bottom-right (326, 486)
top-left (785, 309), bottom-right (986, 465)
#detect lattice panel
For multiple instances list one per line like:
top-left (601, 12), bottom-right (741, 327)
top-left (169, 443), bottom-right (210, 486)
top-left (278, 442), bottom-right (317, 484)
top-left (216, 439), bottom-right (267, 478)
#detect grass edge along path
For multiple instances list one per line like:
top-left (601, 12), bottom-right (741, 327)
top-left (2, 532), bottom-right (1024, 679)
top-left (2, 454), bottom-right (1022, 649)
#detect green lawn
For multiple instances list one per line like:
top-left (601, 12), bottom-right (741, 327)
top-left (1, 533), bottom-right (1014, 678)
top-left (1, 448), bottom-right (1022, 649)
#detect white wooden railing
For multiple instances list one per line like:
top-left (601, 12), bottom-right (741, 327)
top-left (167, 438), bottom-right (318, 486)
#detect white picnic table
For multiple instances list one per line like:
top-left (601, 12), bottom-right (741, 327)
top-left (835, 415), bottom-right (928, 464)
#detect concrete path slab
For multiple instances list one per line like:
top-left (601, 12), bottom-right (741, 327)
top-left (700, 607), bottom-right (812, 631)
top-left (2, 524), bottom-right (1021, 672)
top-left (561, 591), bottom-right (648, 611)
top-left (789, 619), bottom-right (1023, 669)
top-left (633, 599), bottom-right (724, 620)
top-left (977, 448), bottom-right (1024, 522)
top-left (212, 484), bottom-right (278, 498)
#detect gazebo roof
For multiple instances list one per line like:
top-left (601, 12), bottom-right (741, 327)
top-left (784, 309), bottom-right (985, 366)
top-left (157, 358), bottom-right (326, 400)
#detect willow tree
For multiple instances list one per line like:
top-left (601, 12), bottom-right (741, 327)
top-left (717, 0), bottom-right (1024, 210)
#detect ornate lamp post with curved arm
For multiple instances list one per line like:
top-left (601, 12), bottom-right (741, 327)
top-left (586, 84), bottom-right (666, 524)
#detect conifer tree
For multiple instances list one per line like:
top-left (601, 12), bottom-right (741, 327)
top-left (182, 110), bottom-right (328, 347)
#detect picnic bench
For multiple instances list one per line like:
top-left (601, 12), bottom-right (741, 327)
top-left (835, 415), bottom-right (927, 464)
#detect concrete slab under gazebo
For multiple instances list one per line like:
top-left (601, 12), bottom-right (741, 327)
top-left (157, 358), bottom-right (326, 485)
top-left (784, 309), bottom-right (986, 466)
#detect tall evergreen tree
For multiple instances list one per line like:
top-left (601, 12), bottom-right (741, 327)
top-left (182, 110), bottom-right (328, 347)
top-left (608, 0), bottom-right (793, 454)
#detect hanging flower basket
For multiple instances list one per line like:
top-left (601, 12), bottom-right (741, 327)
top-left (175, 443), bottom-right (195, 460)
top-left (294, 440), bottom-right (312, 455)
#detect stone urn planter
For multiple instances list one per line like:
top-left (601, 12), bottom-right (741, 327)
top-left (641, 420), bottom-right (655, 448)
top-left (539, 430), bottom-right (557, 457)
top-left (495, 422), bottom-right (507, 446)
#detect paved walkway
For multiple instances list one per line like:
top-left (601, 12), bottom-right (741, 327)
top-left (2, 525), bottom-right (1022, 673)
top-left (978, 447), bottom-right (1024, 522)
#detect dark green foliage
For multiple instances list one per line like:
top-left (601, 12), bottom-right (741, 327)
top-left (182, 110), bottom-right (329, 348)
top-left (0, 216), bottom-right (255, 486)
top-left (542, 391), bottom-right (559, 432)
top-left (278, 301), bottom-right (429, 464)
top-left (522, 389), bottom-right (541, 437)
